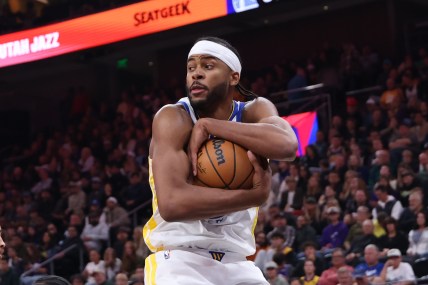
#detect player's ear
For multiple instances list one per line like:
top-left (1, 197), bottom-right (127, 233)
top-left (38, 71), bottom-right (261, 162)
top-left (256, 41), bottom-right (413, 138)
top-left (230, 72), bottom-right (240, 86)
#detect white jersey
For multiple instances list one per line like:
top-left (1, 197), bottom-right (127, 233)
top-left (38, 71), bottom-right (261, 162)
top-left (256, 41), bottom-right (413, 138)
top-left (143, 97), bottom-right (259, 257)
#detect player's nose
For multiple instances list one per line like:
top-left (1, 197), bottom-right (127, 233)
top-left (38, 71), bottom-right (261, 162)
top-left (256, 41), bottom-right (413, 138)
top-left (192, 68), bottom-right (205, 80)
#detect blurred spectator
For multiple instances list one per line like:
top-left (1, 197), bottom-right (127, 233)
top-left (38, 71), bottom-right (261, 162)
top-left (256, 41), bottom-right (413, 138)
top-left (80, 212), bottom-right (109, 252)
top-left (372, 185), bottom-right (403, 220)
top-left (396, 170), bottom-right (421, 206)
top-left (91, 268), bottom-right (113, 285)
top-left (38, 231), bottom-right (56, 261)
top-left (320, 207), bottom-right (348, 251)
top-left (345, 220), bottom-right (379, 263)
top-left (105, 162), bottom-right (129, 197)
top-left (6, 247), bottom-right (24, 276)
top-left (37, 190), bottom-right (56, 221)
top-left (101, 196), bottom-right (130, 244)
top-left (302, 197), bottom-right (324, 234)
top-left (402, 70), bottom-right (422, 101)
top-left (249, 231), bottom-right (269, 261)
top-left (380, 249), bottom-right (415, 285)
top-left (132, 226), bottom-right (149, 260)
top-left (264, 261), bottom-right (289, 285)
top-left (120, 241), bottom-right (144, 276)
top-left (411, 112), bottom-right (428, 145)
top-left (70, 274), bottom-right (85, 285)
top-left (121, 172), bottom-right (151, 212)
top-left (378, 217), bottom-right (409, 257)
top-left (78, 147), bottom-right (95, 174)
top-left (273, 252), bottom-right (294, 280)
top-left (407, 211), bottom-right (428, 259)
top-left (130, 266), bottom-right (145, 285)
top-left (294, 215), bottom-right (318, 251)
top-left (31, 167), bottom-right (53, 197)
top-left (87, 178), bottom-right (105, 209)
top-left (305, 176), bottom-right (322, 202)
top-left (255, 232), bottom-right (292, 272)
top-left (112, 226), bottom-right (130, 259)
top-left (299, 259), bottom-right (319, 285)
top-left (399, 189), bottom-right (425, 233)
top-left (301, 145), bottom-right (320, 169)
top-left (65, 181), bottom-right (86, 218)
top-left (254, 210), bottom-right (269, 235)
top-left (68, 214), bottom-right (84, 235)
top-left (344, 206), bottom-right (370, 250)
top-left (101, 247), bottom-right (121, 281)
top-left (380, 78), bottom-right (403, 110)
top-left (292, 241), bottom-right (325, 278)
top-left (114, 273), bottom-right (128, 285)
top-left (318, 248), bottom-right (353, 285)
top-left (0, 258), bottom-right (19, 285)
top-left (102, 197), bottom-right (128, 228)
top-left (389, 120), bottom-right (418, 163)
top-left (267, 214), bottom-right (296, 250)
top-left (279, 175), bottom-right (304, 213)
top-left (417, 152), bottom-right (428, 174)
top-left (52, 225), bottom-right (84, 279)
top-left (318, 186), bottom-right (337, 212)
top-left (82, 249), bottom-right (105, 285)
top-left (353, 244), bottom-right (384, 280)
top-left (373, 212), bottom-right (387, 239)
top-left (336, 266), bottom-right (355, 285)
top-left (369, 150), bottom-right (390, 191)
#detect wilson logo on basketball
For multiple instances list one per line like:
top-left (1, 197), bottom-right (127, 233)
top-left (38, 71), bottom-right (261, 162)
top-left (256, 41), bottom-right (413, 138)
top-left (212, 139), bottom-right (226, 165)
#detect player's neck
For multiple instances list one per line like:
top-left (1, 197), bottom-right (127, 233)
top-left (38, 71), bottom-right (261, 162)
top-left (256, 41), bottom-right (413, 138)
top-left (197, 100), bottom-right (234, 121)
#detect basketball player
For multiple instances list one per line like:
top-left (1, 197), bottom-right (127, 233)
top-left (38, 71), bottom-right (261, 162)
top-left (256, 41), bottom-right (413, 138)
top-left (143, 36), bottom-right (298, 284)
top-left (0, 226), bottom-right (5, 259)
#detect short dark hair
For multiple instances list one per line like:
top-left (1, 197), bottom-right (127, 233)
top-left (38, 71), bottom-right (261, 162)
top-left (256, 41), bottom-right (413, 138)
top-left (374, 185), bottom-right (388, 193)
top-left (301, 241), bottom-right (318, 251)
top-left (304, 259), bottom-right (315, 266)
top-left (34, 275), bottom-right (71, 285)
top-left (270, 231), bottom-right (285, 240)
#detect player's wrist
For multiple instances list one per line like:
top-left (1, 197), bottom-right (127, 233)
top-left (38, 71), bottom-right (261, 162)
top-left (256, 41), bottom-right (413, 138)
top-left (197, 117), bottom-right (213, 134)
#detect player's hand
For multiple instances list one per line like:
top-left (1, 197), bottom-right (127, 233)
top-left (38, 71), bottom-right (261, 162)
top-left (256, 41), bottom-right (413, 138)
top-left (247, 151), bottom-right (271, 203)
top-left (188, 119), bottom-right (210, 176)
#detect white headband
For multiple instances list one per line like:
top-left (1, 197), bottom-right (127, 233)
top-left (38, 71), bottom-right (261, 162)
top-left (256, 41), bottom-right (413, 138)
top-left (188, 40), bottom-right (242, 75)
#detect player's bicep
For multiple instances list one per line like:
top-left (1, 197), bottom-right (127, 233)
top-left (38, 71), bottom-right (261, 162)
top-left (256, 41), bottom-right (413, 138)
top-left (244, 97), bottom-right (290, 129)
top-left (150, 105), bottom-right (192, 206)
top-left (152, 144), bottom-right (190, 194)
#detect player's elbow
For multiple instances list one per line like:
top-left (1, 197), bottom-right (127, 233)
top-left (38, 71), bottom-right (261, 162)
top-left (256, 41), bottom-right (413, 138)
top-left (158, 201), bottom-right (177, 222)
top-left (278, 137), bottom-right (298, 161)
top-left (157, 196), bottom-right (187, 222)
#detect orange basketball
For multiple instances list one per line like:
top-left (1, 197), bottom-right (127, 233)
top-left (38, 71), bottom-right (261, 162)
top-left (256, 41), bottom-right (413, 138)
top-left (194, 138), bottom-right (254, 189)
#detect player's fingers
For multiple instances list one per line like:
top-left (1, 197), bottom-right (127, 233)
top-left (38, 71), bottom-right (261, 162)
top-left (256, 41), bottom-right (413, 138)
top-left (192, 151), bottom-right (198, 176)
top-left (247, 151), bottom-right (270, 172)
top-left (247, 151), bottom-right (261, 171)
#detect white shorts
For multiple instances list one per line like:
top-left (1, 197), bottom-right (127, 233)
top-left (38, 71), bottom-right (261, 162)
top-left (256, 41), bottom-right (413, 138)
top-left (144, 249), bottom-right (269, 285)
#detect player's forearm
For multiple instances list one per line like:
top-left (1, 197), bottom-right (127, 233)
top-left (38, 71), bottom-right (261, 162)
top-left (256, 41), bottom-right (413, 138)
top-left (158, 183), bottom-right (267, 222)
top-left (199, 118), bottom-right (297, 161)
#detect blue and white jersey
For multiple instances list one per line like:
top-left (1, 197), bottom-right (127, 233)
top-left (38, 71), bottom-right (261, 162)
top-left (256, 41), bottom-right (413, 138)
top-left (143, 97), bottom-right (259, 256)
top-left (177, 97), bottom-right (245, 124)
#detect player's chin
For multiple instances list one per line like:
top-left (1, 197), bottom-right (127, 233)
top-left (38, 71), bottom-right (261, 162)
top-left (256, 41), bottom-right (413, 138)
top-left (189, 95), bottom-right (207, 105)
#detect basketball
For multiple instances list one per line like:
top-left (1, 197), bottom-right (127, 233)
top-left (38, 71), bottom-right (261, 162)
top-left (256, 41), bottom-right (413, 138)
top-left (194, 138), bottom-right (254, 189)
